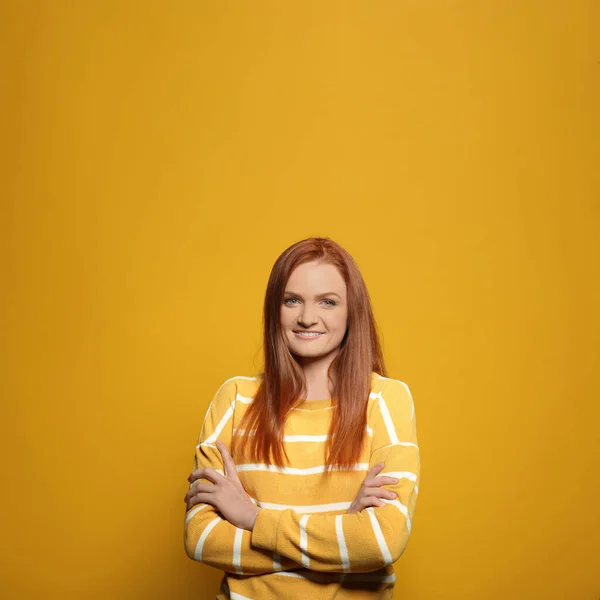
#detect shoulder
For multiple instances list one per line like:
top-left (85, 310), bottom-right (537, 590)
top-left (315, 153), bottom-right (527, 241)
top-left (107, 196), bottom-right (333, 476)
top-left (371, 372), bottom-right (410, 391)
top-left (210, 374), bottom-right (261, 405)
top-left (370, 372), bottom-right (414, 406)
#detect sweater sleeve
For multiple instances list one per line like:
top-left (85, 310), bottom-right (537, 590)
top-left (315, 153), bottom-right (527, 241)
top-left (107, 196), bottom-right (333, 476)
top-left (183, 378), bottom-right (302, 575)
top-left (250, 378), bottom-right (420, 573)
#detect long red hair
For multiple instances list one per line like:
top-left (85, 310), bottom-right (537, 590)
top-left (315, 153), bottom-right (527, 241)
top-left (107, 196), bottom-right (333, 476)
top-left (231, 237), bottom-right (387, 473)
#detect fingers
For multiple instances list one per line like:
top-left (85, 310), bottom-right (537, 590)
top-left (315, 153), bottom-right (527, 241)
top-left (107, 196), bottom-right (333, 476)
top-left (184, 441), bottom-right (239, 507)
top-left (183, 469), bottom-right (204, 504)
top-left (187, 467), bottom-right (222, 484)
top-left (372, 475), bottom-right (400, 486)
top-left (189, 482), bottom-right (215, 494)
top-left (347, 490), bottom-right (391, 515)
top-left (362, 495), bottom-right (389, 508)
top-left (200, 467), bottom-right (223, 484)
top-left (185, 483), bottom-right (216, 510)
top-left (365, 464), bottom-right (399, 487)
top-left (363, 486), bottom-right (397, 500)
top-left (368, 463), bottom-right (385, 476)
top-left (187, 469), bottom-right (205, 483)
top-left (187, 464), bottom-right (226, 486)
top-left (184, 482), bottom-right (211, 501)
top-left (216, 440), bottom-right (240, 481)
top-left (353, 496), bottom-right (385, 513)
top-left (188, 441), bottom-right (238, 486)
top-left (347, 463), bottom-right (399, 515)
top-left (371, 498), bottom-right (386, 507)
top-left (186, 491), bottom-right (212, 511)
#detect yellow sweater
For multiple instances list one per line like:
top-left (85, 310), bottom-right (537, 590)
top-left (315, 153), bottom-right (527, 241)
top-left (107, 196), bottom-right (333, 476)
top-left (184, 372), bottom-right (420, 600)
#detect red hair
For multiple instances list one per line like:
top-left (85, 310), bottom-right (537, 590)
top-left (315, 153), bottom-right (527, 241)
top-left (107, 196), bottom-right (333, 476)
top-left (231, 237), bottom-right (387, 474)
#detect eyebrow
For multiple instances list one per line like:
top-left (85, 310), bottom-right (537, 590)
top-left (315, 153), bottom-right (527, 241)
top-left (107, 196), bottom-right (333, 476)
top-left (283, 291), bottom-right (342, 299)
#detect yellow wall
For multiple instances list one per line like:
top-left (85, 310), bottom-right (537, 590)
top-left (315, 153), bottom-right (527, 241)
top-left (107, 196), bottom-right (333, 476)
top-left (2, 2), bottom-right (599, 598)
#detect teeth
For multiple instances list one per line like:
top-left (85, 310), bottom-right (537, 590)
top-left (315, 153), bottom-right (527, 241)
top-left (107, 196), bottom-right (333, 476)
top-left (296, 332), bottom-right (322, 337)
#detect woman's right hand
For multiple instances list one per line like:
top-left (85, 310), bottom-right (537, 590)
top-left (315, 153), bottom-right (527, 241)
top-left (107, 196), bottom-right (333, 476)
top-left (347, 462), bottom-right (398, 514)
top-left (184, 469), bottom-right (207, 511)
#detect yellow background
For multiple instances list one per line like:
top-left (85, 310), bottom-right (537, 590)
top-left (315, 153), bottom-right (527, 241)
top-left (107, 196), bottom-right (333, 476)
top-left (2, 1), bottom-right (599, 598)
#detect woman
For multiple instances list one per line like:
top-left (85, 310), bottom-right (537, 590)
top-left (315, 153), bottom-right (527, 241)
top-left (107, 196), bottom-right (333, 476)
top-left (183, 237), bottom-right (420, 599)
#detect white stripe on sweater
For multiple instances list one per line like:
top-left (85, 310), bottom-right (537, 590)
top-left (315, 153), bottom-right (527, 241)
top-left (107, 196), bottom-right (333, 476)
top-left (194, 515), bottom-right (222, 560)
top-left (184, 503), bottom-right (209, 525)
top-left (255, 500), bottom-right (352, 513)
top-left (375, 441), bottom-right (419, 451)
top-left (203, 400), bottom-right (235, 444)
top-left (231, 430), bottom-right (372, 440)
top-left (377, 395), bottom-right (399, 445)
top-left (284, 434), bottom-right (329, 442)
top-left (397, 380), bottom-right (415, 420)
top-left (366, 507), bottom-right (393, 565)
top-left (230, 592), bottom-right (254, 600)
top-left (379, 498), bottom-right (412, 533)
top-left (236, 393), bottom-right (253, 404)
top-left (232, 430), bottom-right (331, 442)
top-left (233, 527), bottom-right (244, 574)
top-left (221, 375), bottom-right (257, 385)
top-left (200, 376), bottom-right (256, 432)
top-left (335, 515), bottom-right (351, 572)
top-left (236, 463), bottom-right (370, 475)
top-left (275, 570), bottom-right (396, 584)
top-left (299, 515), bottom-right (310, 568)
top-left (382, 471), bottom-right (418, 482)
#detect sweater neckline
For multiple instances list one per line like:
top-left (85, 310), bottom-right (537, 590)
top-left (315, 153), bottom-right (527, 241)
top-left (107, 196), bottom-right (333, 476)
top-left (295, 397), bottom-right (334, 410)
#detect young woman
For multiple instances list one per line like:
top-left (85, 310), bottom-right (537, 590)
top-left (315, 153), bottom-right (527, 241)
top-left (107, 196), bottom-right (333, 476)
top-left (183, 237), bottom-right (420, 600)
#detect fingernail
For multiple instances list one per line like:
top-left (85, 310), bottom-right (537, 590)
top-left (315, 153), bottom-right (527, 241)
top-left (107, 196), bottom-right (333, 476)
top-left (391, 478), bottom-right (399, 483)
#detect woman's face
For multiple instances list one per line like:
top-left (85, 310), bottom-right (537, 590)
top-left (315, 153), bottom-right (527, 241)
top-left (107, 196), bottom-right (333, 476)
top-left (280, 260), bottom-right (349, 363)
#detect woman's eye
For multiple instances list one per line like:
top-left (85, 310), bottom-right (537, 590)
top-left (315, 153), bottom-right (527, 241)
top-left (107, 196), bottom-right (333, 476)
top-left (283, 297), bottom-right (336, 306)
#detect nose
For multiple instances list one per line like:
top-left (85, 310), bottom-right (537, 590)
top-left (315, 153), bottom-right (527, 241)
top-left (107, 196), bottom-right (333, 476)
top-left (297, 304), bottom-right (318, 328)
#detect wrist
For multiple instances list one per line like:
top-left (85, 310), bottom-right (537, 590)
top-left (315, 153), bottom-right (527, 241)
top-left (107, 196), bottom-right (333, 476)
top-left (246, 505), bottom-right (260, 531)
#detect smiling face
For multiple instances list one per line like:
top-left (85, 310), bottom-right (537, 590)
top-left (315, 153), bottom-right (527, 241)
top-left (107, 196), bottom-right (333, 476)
top-left (280, 260), bottom-right (349, 365)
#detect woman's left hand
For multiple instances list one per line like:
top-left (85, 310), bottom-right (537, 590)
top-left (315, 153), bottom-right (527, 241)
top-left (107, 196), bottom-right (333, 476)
top-left (185, 440), bottom-right (260, 531)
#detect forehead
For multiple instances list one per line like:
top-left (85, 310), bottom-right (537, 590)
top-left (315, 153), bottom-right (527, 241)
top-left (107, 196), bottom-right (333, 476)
top-left (285, 261), bottom-right (346, 295)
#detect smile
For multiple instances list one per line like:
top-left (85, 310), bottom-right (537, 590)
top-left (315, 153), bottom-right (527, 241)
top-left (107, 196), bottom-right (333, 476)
top-left (293, 331), bottom-right (324, 338)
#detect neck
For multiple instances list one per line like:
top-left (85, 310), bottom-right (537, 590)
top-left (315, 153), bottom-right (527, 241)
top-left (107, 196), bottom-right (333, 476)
top-left (296, 350), bottom-right (338, 399)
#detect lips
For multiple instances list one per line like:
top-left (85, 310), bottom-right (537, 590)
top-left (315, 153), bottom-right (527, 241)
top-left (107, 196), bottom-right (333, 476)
top-left (293, 331), bottom-right (324, 337)
top-left (293, 330), bottom-right (324, 333)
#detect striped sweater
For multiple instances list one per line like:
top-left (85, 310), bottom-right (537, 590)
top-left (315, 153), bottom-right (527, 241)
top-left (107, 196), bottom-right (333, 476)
top-left (184, 372), bottom-right (420, 600)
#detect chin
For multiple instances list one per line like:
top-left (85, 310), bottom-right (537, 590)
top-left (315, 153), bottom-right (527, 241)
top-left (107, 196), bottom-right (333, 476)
top-left (290, 344), bottom-right (338, 360)
top-left (290, 348), bottom-right (320, 358)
